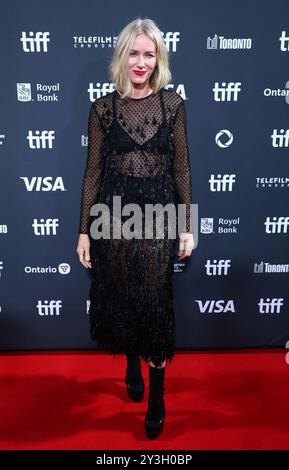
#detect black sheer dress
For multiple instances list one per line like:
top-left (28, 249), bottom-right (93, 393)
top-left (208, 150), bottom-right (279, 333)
top-left (79, 87), bottom-right (192, 367)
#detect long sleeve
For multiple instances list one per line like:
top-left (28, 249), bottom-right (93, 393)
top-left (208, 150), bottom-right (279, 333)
top-left (78, 102), bottom-right (105, 234)
top-left (171, 98), bottom-right (193, 234)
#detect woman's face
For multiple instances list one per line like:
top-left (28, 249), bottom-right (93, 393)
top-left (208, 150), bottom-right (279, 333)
top-left (128, 33), bottom-right (157, 88)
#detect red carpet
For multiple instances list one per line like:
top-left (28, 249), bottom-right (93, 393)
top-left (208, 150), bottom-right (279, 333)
top-left (0, 349), bottom-right (288, 450)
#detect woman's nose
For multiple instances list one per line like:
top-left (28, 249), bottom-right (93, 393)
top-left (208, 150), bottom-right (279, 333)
top-left (136, 56), bottom-right (145, 66)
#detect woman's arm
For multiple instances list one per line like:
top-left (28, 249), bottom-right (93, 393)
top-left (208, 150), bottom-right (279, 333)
top-left (171, 96), bottom-right (193, 236)
top-left (78, 102), bottom-right (105, 234)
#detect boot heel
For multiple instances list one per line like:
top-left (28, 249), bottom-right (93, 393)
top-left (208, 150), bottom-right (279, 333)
top-left (145, 392), bottom-right (166, 439)
top-left (125, 355), bottom-right (144, 402)
top-left (144, 364), bottom-right (166, 439)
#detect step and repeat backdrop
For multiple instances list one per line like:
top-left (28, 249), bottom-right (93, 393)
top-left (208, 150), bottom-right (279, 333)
top-left (0, 0), bottom-right (289, 350)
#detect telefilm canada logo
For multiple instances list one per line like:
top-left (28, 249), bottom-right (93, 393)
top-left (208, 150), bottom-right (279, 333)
top-left (72, 31), bottom-right (180, 52)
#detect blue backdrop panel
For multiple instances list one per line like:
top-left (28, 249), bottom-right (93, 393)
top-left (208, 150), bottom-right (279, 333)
top-left (0, 0), bottom-right (288, 349)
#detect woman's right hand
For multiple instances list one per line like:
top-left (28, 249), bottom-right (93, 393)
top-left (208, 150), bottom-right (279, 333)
top-left (77, 234), bottom-right (92, 269)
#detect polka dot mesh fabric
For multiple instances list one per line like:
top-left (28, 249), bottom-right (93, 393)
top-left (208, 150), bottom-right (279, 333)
top-left (79, 88), bottom-right (192, 234)
top-left (78, 87), bottom-right (193, 366)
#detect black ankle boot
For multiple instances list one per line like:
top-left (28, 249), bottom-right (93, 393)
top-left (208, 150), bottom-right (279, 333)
top-left (125, 354), bottom-right (144, 402)
top-left (145, 364), bottom-right (166, 439)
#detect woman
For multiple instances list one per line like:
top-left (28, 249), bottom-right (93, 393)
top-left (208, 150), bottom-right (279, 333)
top-left (76, 17), bottom-right (194, 439)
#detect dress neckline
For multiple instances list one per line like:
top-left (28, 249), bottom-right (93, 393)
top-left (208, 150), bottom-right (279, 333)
top-left (115, 89), bottom-right (160, 101)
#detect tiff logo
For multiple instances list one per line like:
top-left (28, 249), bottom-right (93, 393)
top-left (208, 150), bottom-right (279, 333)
top-left (209, 174), bottom-right (236, 191)
top-left (271, 129), bottom-right (289, 147)
top-left (161, 32), bottom-right (180, 52)
top-left (27, 130), bottom-right (55, 149)
top-left (205, 259), bottom-right (231, 276)
top-left (88, 82), bottom-right (115, 101)
top-left (213, 82), bottom-right (241, 101)
top-left (258, 298), bottom-right (284, 314)
top-left (279, 31), bottom-right (289, 51)
top-left (32, 219), bottom-right (59, 235)
top-left (20, 32), bottom-right (50, 52)
top-left (264, 217), bottom-right (289, 234)
top-left (37, 300), bottom-right (62, 316)
top-left (87, 82), bottom-right (186, 102)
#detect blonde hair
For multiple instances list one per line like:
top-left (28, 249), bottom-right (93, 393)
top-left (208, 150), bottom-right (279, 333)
top-left (108, 17), bottom-right (172, 99)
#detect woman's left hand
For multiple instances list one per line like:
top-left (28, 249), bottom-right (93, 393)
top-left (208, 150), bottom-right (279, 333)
top-left (177, 233), bottom-right (195, 260)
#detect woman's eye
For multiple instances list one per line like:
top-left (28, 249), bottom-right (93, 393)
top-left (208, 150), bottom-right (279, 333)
top-left (129, 52), bottom-right (154, 57)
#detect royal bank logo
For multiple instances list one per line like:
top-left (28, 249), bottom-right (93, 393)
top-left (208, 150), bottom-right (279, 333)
top-left (207, 34), bottom-right (252, 50)
top-left (201, 218), bottom-right (214, 234)
top-left (17, 83), bottom-right (60, 103)
top-left (20, 32), bottom-right (50, 52)
top-left (17, 83), bottom-right (32, 102)
top-left (201, 217), bottom-right (240, 234)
